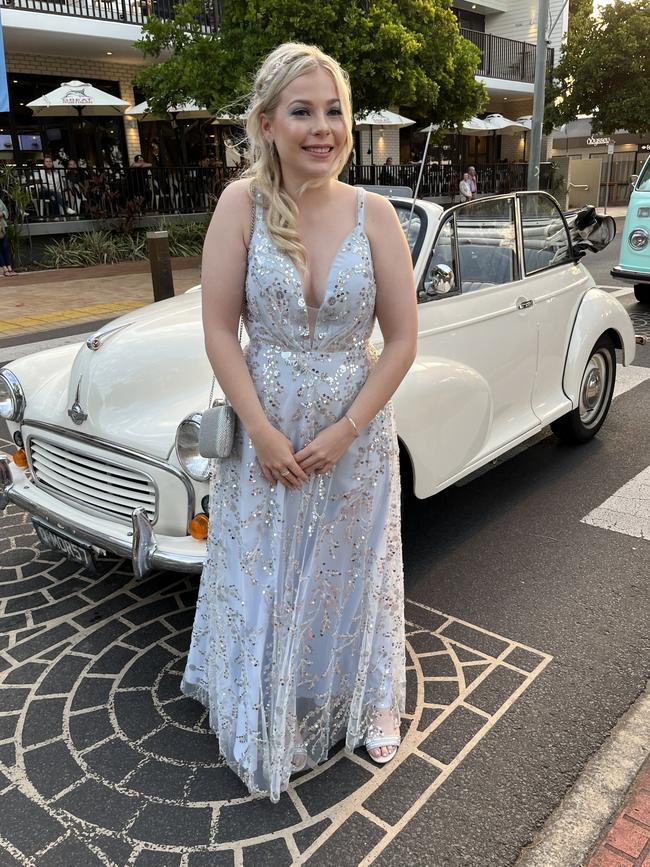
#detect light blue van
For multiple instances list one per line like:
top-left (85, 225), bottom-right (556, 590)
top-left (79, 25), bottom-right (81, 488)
top-left (611, 156), bottom-right (650, 303)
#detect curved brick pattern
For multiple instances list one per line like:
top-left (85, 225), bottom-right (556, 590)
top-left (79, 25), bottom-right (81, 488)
top-left (0, 503), bottom-right (552, 863)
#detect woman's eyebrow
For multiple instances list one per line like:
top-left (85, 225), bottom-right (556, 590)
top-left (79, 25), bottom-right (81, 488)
top-left (288, 98), bottom-right (341, 107)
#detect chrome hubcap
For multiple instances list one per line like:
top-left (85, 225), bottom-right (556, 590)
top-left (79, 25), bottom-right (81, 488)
top-left (579, 352), bottom-right (609, 425)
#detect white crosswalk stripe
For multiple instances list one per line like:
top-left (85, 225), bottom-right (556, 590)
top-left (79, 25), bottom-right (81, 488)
top-left (581, 466), bottom-right (650, 541)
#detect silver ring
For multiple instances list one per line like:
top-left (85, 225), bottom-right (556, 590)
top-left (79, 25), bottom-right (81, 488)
top-left (280, 469), bottom-right (290, 477)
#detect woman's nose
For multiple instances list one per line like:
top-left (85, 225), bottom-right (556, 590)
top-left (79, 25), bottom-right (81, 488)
top-left (310, 113), bottom-right (333, 135)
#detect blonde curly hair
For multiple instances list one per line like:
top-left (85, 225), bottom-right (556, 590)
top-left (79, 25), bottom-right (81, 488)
top-left (242, 42), bottom-right (354, 275)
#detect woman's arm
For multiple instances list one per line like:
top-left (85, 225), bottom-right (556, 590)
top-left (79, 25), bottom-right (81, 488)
top-left (295, 193), bottom-right (417, 474)
top-left (202, 179), bottom-right (309, 488)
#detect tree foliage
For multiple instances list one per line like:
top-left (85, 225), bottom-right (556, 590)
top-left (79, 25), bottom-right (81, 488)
top-left (547, 0), bottom-right (650, 134)
top-left (135, 0), bottom-right (487, 125)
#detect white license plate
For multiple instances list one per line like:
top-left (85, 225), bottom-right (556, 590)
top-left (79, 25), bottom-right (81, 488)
top-left (32, 518), bottom-right (100, 570)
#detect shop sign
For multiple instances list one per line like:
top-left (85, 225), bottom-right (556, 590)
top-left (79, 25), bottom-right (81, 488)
top-left (586, 135), bottom-right (611, 146)
top-left (640, 143), bottom-right (650, 152)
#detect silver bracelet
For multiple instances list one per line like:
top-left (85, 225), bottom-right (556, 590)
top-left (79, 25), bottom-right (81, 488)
top-left (345, 414), bottom-right (359, 437)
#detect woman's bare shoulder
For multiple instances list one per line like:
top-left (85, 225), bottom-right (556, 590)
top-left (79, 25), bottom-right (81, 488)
top-left (217, 177), bottom-right (255, 211)
top-left (363, 189), bottom-right (402, 237)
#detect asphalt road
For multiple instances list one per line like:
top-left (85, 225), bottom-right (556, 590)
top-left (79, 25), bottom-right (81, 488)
top-left (0, 247), bottom-right (648, 866)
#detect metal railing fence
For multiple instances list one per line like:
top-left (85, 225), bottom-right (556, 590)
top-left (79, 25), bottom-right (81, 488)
top-left (460, 28), bottom-right (554, 83)
top-left (4, 162), bottom-right (553, 223)
top-left (1, 0), bottom-right (221, 30)
top-left (350, 162), bottom-right (553, 198)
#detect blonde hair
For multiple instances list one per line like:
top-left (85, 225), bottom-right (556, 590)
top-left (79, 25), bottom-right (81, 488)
top-left (241, 42), bottom-right (354, 274)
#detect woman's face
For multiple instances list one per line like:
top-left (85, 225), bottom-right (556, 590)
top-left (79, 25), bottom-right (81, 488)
top-left (261, 66), bottom-right (347, 180)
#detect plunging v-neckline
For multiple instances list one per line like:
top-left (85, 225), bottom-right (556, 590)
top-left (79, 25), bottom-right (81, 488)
top-left (290, 225), bottom-right (359, 313)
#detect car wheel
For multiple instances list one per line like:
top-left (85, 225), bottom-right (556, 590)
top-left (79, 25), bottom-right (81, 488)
top-left (550, 334), bottom-right (617, 444)
top-left (634, 283), bottom-right (650, 304)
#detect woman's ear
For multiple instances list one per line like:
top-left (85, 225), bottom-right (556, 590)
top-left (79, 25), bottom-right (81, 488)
top-left (260, 113), bottom-right (273, 144)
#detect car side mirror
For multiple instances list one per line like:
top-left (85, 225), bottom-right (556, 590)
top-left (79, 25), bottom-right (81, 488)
top-left (573, 240), bottom-right (597, 260)
top-left (631, 174), bottom-right (639, 186)
top-left (424, 263), bottom-right (455, 296)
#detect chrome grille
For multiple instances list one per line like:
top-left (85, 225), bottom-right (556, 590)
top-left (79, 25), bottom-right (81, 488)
top-left (28, 436), bottom-right (157, 524)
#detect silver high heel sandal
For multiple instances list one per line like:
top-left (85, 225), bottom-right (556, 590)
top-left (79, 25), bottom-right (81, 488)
top-left (365, 709), bottom-right (401, 765)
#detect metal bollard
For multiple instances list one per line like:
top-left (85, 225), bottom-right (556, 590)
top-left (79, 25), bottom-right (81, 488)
top-left (147, 230), bottom-right (175, 302)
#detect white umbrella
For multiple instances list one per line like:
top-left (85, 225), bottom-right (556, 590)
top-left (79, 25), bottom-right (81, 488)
top-left (125, 100), bottom-right (212, 120)
top-left (27, 80), bottom-right (129, 117)
top-left (355, 109), bottom-right (415, 163)
top-left (483, 113), bottom-right (529, 135)
top-left (420, 116), bottom-right (492, 137)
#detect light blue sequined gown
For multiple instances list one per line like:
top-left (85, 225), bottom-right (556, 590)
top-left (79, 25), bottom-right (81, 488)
top-left (181, 186), bottom-right (405, 802)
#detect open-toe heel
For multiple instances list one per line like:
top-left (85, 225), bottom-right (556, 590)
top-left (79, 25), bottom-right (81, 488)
top-left (365, 710), bottom-right (401, 765)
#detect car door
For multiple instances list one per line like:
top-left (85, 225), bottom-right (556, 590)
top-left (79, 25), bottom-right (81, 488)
top-left (414, 195), bottom-right (541, 487)
top-left (517, 191), bottom-right (589, 424)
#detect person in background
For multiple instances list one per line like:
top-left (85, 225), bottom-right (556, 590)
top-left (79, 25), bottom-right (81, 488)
top-left (459, 172), bottom-right (473, 202)
top-left (34, 155), bottom-right (76, 217)
top-left (131, 154), bottom-right (152, 168)
top-left (380, 156), bottom-right (394, 185)
top-left (467, 165), bottom-right (478, 197)
top-left (0, 197), bottom-right (16, 276)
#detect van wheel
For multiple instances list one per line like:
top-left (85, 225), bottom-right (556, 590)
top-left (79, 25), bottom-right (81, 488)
top-left (634, 283), bottom-right (650, 304)
top-left (551, 334), bottom-right (617, 444)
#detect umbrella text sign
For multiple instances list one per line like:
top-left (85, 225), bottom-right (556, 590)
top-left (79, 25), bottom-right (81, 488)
top-left (27, 80), bottom-right (129, 117)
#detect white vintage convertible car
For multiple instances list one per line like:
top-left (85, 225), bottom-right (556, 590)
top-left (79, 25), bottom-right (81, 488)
top-left (0, 191), bottom-right (638, 578)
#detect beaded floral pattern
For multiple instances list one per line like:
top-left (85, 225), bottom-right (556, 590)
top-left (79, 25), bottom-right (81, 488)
top-left (181, 186), bottom-right (405, 802)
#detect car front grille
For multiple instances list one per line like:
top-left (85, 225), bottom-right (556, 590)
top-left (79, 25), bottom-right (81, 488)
top-left (28, 436), bottom-right (157, 525)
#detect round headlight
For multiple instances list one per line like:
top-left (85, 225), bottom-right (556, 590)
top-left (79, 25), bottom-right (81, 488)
top-left (0, 370), bottom-right (25, 421)
top-left (175, 414), bottom-right (210, 482)
top-left (629, 228), bottom-right (649, 250)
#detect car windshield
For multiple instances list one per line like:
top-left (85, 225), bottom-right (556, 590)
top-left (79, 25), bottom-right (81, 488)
top-left (636, 158), bottom-right (650, 191)
top-left (392, 203), bottom-right (422, 251)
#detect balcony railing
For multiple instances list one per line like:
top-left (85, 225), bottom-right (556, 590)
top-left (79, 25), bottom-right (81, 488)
top-left (1, 0), bottom-right (222, 31)
top-left (461, 28), bottom-right (554, 83)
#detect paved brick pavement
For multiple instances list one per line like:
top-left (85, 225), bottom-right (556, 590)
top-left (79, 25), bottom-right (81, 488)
top-left (585, 756), bottom-right (650, 867)
top-left (0, 258), bottom-right (201, 340)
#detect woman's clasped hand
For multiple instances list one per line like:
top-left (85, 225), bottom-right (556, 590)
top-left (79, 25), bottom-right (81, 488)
top-left (250, 418), bottom-right (357, 488)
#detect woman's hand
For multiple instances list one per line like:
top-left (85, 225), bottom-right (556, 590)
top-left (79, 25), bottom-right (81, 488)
top-left (250, 423), bottom-right (310, 490)
top-left (294, 419), bottom-right (358, 477)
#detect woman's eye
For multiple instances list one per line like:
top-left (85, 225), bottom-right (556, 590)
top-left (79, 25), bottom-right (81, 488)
top-left (292, 109), bottom-right (309, 116)
top-left (329, 108), bottom-right (342, 116)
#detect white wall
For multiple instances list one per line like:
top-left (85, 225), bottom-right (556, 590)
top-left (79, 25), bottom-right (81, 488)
top-left (484, 0), bottom-right (569, 59)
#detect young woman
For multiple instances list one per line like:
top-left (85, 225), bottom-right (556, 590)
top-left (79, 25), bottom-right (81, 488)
top-left (181, 42), bottom-right (417, 802)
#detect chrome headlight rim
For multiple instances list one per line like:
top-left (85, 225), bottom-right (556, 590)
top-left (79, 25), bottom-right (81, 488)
top-left (175, 412), bottom-right (210, 482)
top-left (629, 228), bottom-right (649, 250)
top-left (0, 369), bottom-right (25, 422)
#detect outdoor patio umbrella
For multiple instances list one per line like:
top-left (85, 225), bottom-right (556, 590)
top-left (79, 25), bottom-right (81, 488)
top-left (420, 117), bottom-right (493, 136)
top-left (483, 113), bottom-right (529, 135)
top-left (354, 109), bottom-right (415, 164)
top-left (27, 80), bottom-right (129, 117)
top-left (482, 113), bottom-right (530, 163)
top-left (125, 100), bottom-right (213, 120)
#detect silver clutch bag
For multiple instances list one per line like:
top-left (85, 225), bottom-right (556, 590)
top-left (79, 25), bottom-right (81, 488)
top-left (198, 398), bottom-right (236, 459)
